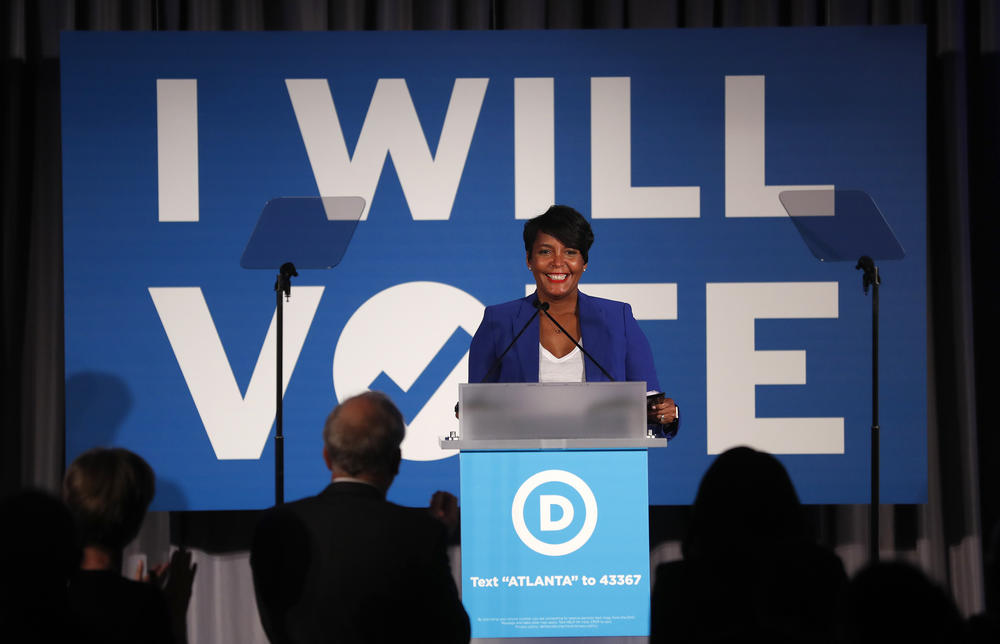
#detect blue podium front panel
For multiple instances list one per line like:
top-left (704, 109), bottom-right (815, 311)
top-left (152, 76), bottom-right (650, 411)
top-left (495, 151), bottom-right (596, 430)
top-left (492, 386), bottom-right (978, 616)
top-left (460, 450), bottom-right (650, 638)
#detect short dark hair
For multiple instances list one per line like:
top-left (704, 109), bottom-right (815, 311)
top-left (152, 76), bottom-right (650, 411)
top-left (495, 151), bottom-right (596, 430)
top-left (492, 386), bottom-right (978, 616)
top-left (62, 448), bottom-right (156, 551)
top-left (323, 392), bottom-right (405, 477)
top-left (523, 205), bottom-right (595, 263)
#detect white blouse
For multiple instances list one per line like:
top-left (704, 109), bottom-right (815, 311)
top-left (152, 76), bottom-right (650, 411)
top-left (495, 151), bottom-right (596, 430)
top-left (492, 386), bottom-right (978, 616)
top-left (538, 342), bottom-right (586, 383)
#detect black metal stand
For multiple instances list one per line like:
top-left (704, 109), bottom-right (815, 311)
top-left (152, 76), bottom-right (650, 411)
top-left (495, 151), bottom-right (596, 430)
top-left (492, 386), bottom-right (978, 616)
top-left (856, 255), bottom-right (880, 563)
top-left (274, 262), bottom-right (297, 505)
top-left (242, 196), bottom-right (365, 507)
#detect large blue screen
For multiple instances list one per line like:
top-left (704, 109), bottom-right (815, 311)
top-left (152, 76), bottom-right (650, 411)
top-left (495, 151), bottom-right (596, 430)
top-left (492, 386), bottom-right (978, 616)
top-left (61, 28), bottom-right (926, 510)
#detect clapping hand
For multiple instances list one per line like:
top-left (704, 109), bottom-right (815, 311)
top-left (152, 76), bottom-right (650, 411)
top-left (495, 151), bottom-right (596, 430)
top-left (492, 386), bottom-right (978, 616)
top-left (140, 549), bottom-right (198, 644)
top-left (429, 490), bottom-right (459, 537)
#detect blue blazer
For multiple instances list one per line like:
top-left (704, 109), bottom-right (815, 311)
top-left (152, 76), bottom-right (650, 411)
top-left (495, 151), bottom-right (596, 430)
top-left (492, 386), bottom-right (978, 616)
top-left (468, 291), bottom-right (661, 391)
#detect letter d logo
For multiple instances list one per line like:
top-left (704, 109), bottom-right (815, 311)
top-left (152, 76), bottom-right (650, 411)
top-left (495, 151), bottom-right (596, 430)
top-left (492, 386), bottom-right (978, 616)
top-left (511, 470), bottom-right (598, 556)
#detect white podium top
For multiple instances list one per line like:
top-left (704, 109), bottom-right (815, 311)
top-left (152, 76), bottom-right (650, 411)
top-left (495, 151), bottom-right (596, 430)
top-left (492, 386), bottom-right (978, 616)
top-left (439, 436), bottom-right (667, 451)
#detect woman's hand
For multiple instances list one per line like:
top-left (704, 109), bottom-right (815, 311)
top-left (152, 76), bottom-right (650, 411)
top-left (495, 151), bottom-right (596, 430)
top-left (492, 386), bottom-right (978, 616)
top-left (648, 396), bottom-right (678, 425)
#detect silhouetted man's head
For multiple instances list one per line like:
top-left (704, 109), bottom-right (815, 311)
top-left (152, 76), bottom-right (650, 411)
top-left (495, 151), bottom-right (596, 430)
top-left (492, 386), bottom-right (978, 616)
top-left (322, 392), bottom-right (405, 490)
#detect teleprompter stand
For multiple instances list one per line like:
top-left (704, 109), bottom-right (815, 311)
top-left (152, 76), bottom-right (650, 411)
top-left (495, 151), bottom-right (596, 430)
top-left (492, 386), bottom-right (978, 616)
top-left (241, 196), bottom-right (365, 505)
top-left (779, 189), bottom-right (904, 563)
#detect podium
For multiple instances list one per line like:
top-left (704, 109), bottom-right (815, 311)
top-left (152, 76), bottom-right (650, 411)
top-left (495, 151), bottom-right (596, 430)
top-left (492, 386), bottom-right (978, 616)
top-left (442, 382), bottom-right (667, 639)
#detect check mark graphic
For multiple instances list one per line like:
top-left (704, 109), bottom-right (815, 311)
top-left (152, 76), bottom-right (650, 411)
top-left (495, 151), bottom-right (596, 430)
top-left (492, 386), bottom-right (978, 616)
top-left (368, 327), bottom-right (472, 423)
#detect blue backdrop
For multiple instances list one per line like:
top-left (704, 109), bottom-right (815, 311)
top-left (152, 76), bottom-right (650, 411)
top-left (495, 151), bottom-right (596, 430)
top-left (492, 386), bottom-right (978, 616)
top-left (61, 27), bottom-right (926, 510)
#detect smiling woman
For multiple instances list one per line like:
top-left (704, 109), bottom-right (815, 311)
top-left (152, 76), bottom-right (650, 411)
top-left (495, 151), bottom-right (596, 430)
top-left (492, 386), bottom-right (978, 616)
top-left (468, 205), bottom-right (679, 438)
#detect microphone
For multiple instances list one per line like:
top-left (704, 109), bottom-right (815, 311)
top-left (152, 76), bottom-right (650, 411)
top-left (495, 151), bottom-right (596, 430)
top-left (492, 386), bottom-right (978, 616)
top-left (538, 304), bottom-right (616, 382)
top-left (479, 299), bottom-right (548, 383)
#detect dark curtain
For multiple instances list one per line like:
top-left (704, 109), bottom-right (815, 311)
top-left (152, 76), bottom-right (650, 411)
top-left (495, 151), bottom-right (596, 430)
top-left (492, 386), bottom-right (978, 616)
top-left (3, 0), bottom-right (996, 618)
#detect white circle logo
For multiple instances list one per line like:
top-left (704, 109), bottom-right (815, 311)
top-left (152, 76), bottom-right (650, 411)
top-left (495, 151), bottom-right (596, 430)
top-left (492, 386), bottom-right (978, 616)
top-left (332, 282), bottom-right (484, 461)
top-left (511, 469), bottom-right (598, 556)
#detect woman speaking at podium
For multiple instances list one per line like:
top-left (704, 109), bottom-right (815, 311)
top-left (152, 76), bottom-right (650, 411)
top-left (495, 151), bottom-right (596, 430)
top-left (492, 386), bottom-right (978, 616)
top-left (468, 205), bottom-right (679, 438)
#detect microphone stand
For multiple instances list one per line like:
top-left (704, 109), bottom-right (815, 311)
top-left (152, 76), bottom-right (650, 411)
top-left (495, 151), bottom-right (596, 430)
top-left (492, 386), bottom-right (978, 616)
top-left (274, 262), bottom-right (297, 505)
top-left (541, 301), bottom-right (679, 439)
top-left (456, 299), bottom-right (546, 418)
top-left (537, 303), bottom-right (615, 382)
top-left (856, 255), bottom-right (880, 563)
top-left (480, 301), bottom-right (546, 383)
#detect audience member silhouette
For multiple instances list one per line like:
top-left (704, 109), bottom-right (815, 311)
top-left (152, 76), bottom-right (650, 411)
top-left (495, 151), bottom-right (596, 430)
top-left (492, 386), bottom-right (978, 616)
top-left (838, 559), bottom-right (966, 643)
top-left (63, 447), bottom-right (192, 644)
top-left (251, 391), bottom-right (470, 644)
top-left (969, 518), bottom-right (1000, 642)
top-left (0, 489), bottom-right (80, 643)
top-left (651, 446), bottom-right (847, 644)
